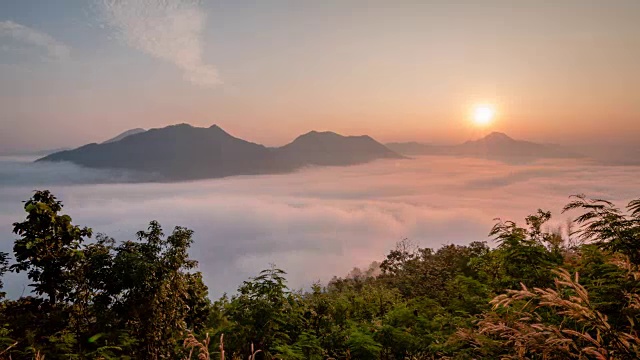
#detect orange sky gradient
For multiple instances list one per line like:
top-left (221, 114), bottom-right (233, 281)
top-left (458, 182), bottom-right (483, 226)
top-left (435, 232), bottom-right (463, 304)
top-left (1, 1), bottom-right (639, 153)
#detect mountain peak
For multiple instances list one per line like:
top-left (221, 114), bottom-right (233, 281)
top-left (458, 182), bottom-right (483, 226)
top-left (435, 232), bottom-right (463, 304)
top-left (38, 124), bottom-right (403, 180)
top-left (207, 124), bottom-right (232, 135)
top-left (302, 130), bottom-right (340, 137)
top-left (292, 130), bottom-right (342, 142)
top-left (148, 123), bottom-right (234, 138)
top-left (482, 132), bottom-right (513, 141)
top-left (280, 130), bottom-right (402, 166)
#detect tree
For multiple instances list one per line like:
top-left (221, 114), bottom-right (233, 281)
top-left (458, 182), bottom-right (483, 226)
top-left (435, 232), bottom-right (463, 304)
top-left (11, 190), bottom-right (92, 306)
top-left (489, 210), bottom-right (562, 289)
top-left (0, 252), bottom-right (9, 299)
top-left (564, 195), bottom-right (640, 266)
top-left (347, 329), bottom-right (381, 359)
top-left (108, 221), bottom-right (210, 359)
top-left (223, 267), bottom-right (303, 359)
top-left (2, 191), bottom-right (640, 359)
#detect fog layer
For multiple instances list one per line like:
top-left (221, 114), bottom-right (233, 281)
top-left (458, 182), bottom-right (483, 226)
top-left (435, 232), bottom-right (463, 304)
top-left (0, 156), bottom-right (638, 297)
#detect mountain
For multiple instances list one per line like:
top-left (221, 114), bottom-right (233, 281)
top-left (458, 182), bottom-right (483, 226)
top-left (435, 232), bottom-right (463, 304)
top-left (102, 128), bottom-right (146, 144)
top-left (38, 124), bottom-right (402, 181)
top-left (571, 143), bottom-right (640, 166)
top-left (39, 124), bottom-right (281, 180)
top-left (387, 132), bottom-right (581, 162)
top-left (454, 132), bottom-right (580, 159)
top-left (276, 131), bottom-right (403, 166)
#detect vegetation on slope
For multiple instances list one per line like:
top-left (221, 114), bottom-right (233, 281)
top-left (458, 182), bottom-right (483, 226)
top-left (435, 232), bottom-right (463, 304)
top-left (0, 190), bottom-right (638, 359)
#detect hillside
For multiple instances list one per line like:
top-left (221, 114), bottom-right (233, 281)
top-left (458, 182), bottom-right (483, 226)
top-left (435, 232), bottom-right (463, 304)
top-left (38, 124), bottom-right (402, 180)
top-left (387, 132), bottom-right (581, 161)
top-left (276, 131), bottom-right (403, 166)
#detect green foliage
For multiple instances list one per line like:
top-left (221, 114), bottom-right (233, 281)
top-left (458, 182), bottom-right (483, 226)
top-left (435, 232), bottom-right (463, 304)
top-left (105, 221), bottom-right (210, 359)
top-left (1, 190), bottom-right (209, 359)
top-left (11, 190), bottom-right (92, 305)
top-left (347, 328), bottom-right (381, 359)
top-left (0, 191), bottom-right (639, 359)
top-left (565, 194), bottom-right (640, 265)
top-left (220, 267), bottom-right (303, 359)
top-left (488, 209), bottom-right (564, 290)
top-left (273, 332), bottom-right (323, 360)
top-left (0, 252), bottom-right (9, 299)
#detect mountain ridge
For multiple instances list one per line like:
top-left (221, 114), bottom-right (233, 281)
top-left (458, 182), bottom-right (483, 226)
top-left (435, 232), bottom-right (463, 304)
top-left (102, 128), bottom-right (146, 144)
top-left (38, 124), bottom-right (403, 181)
top-left (386, 132), bottom-right (581, 162)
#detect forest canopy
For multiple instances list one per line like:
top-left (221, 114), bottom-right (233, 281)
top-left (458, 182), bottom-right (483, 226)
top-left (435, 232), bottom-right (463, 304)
top-left (0, 190), bottom-right (638, 359)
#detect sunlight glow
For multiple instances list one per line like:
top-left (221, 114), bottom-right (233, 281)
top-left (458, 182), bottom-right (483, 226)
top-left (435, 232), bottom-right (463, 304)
top-left (472, 105), bottom-right (496, 127)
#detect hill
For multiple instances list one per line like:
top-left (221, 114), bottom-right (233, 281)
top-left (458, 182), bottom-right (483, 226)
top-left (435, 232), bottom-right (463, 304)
top-left (276, 131), bottom-right (403, 166)
top-left (38, 124), bottom-right (402, 180)
top-left (387, 132), bottom-right (581, 162)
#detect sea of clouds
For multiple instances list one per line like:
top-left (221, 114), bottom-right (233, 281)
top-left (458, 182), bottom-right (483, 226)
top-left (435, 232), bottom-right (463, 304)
top-left (0, 155), bottom-right (638, 298)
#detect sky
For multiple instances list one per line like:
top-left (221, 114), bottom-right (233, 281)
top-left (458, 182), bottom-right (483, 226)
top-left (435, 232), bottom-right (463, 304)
top-left (1, 154), bottom-right (639, 297)
top-left (1, 0), bottom-right (639, 154)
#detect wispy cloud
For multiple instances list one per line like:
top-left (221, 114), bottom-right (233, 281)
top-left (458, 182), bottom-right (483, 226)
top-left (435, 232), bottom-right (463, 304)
top-left (99, 0), bottom-right (220, 87)
top-left (0, 20), bottom-right (70, 61)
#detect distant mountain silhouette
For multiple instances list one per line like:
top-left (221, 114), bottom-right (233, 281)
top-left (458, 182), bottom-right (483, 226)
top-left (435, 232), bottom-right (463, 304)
top-left (276, 131), bottom-right (402, 166)
top-left (387, 132), bottom-right (581, 162)
top-left (572, 143), bottom-right (640, 166)
top-left (38, 124), bottom-right (402, 181)
top-left (102, 128), bottom-right (146, 144)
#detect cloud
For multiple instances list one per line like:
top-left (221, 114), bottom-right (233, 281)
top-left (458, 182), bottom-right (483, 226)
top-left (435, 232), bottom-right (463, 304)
top-left (0, 20), bottom-right (70, 61)
top-left (0, 157), bottom-right (160, 186)
top-left (0, 155), bottom-right (638, 298)
top-left (99, 0), bottom-right (220, 87)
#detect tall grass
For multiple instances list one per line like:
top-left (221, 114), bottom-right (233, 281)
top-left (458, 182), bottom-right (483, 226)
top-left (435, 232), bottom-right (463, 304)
top-left (183, 333), bottom-right (261, 360)
top-left (460, 266), bottom-right (640, 359)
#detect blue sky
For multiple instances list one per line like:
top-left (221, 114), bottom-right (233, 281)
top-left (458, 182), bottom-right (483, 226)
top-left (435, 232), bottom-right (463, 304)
top-left (1, 1), bottom-right (640, 154)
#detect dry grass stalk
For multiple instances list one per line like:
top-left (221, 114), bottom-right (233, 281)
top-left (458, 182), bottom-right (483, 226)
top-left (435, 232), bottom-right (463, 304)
top-left (248, 343), bottom-right (261, 360)
top-left (0, 341), bottom-right (18, 357)
top-left (183, 333), bottom-right (266, 360)
top-left (462, 268), bottom-right (640, 359)
top-left (183, 332), bottom-right (210, 360)
top-left (219, 334), bottom-right (225, 360)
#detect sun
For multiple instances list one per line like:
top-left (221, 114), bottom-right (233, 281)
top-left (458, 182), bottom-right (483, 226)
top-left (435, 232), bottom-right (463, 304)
top-left (472, 104), bottom-right (496, 127)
